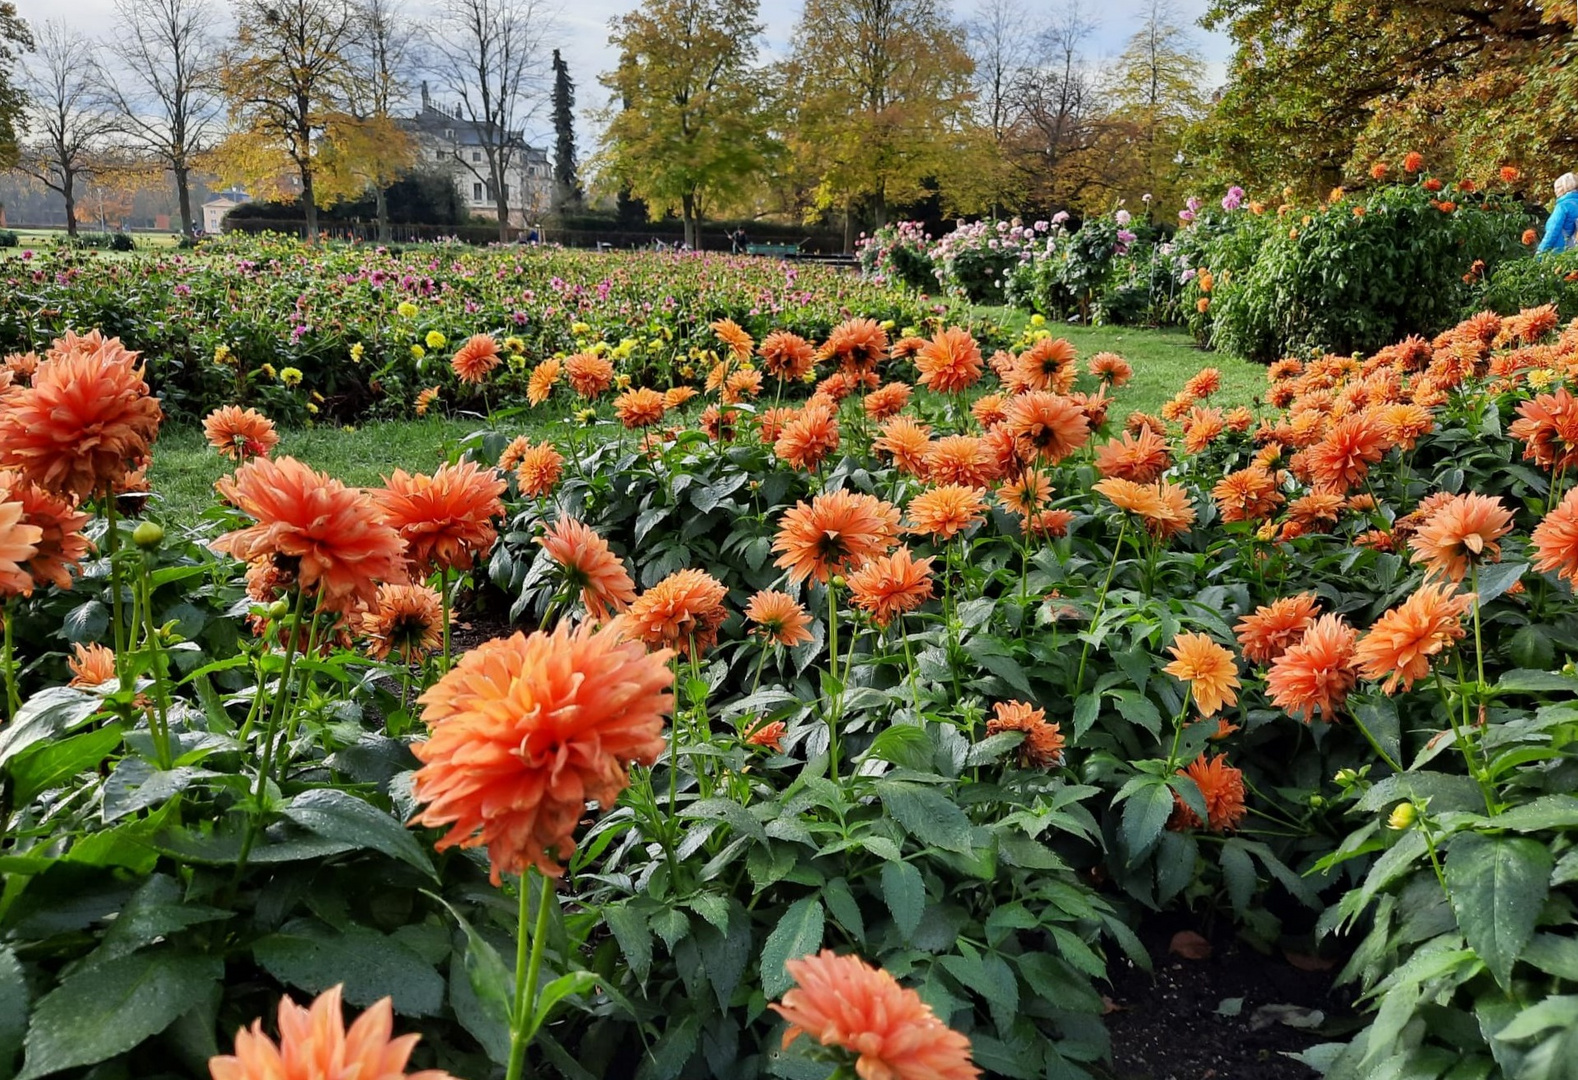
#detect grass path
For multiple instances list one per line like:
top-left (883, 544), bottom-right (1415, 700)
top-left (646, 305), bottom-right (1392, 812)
top-left (148, 321), bottom-right (1262, 522)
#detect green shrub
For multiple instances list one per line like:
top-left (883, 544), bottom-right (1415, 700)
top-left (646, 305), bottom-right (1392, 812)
top-left (1469, 250), bottom-right (1578, 319)
top-left (0, 229), bottom-right (17, 248)
top-left (1185, 181), bottom-right (1530, 361)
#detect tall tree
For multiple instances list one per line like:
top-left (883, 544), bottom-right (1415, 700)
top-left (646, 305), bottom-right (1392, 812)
top-left (959, 0), bottom-right (1036, 216)
top-left (15, 22), bottom-right (116, 237)
top-left (1003, 2), bottom-right (1105, 211)
top-left (549, 47), bottom-right (579, 213)
top-left (783, 0), bottom-right (974, 245)
top-left (332, 0), bottom-right (416, 242)
top-left (0, 3), bottom-right (32, 170)
top-left (1105, 0), bottom-right (1205, 211)
top-left (98, 0), bottom-right (221, 238)
top-left (1192, 0), bottom-right (1576, 195)
top-left (597, 0), bottom-right (771, 249)
top-left (216, 0), bottom-right (359, 241)
top-left (427, 0), bottom-right (553, 242)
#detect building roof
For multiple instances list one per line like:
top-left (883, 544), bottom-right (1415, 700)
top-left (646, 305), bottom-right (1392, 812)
top-left (406, 83), bottom-right (546, 162)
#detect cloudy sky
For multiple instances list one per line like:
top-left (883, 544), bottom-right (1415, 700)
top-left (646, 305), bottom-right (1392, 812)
top-left (26, 0), bottom-right (1231, 143)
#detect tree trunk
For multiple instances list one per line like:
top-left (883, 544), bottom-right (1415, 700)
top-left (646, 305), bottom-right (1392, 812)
top-left (873, 188), bottom-right (888, 230)
top-left (374, 184), bottom-right (391, 244)
top-left (681, 191), bottom-right (698, 250)
top-left (495, 162), bottom-right (511, 243)
top-left (62, 173), bottom-right (78, 237)
top-left (301, 167), bottom-right (319, 242)
top-left (843, 202), bottom-right (854, 254)
top-left (174, 165), bottom-right (195, 238)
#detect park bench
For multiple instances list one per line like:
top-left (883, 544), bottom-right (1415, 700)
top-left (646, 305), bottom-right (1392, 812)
top-left (744, 242), bottom-right (801, 257)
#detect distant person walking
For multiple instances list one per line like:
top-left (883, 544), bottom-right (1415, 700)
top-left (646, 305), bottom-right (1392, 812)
top-left (1538, 172), bottom-right (1578, 253)
top-left (730, 226), bottom-right (748, 254)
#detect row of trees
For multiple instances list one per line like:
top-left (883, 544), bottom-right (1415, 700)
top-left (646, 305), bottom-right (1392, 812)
top-left (595, 0), bottom-right (1211, 248)
top-left (0, 0), bottom-right (571, 241)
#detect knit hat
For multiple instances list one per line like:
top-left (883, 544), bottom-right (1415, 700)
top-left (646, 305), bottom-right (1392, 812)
top-left (1556, 173), bottom-right (1578, 197)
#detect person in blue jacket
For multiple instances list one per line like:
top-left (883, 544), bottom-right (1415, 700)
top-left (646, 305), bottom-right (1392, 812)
top-left (1538, 172), bottom-right (1578, 253)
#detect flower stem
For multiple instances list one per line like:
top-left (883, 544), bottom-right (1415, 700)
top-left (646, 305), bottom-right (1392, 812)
top-left (1, 602), bottom-right (16, 721)
top-left (1076, 516), bottom-right (1128, 695)
top-left (104, 496), bottom-right (126, 684)
top-left (440, 566), bottom-right (453, 674)
top-left (825, 583), bottom-right (841, 784)
top-left (505, 868), bottom-right (554, 1080)
top-left (233, 588), bottom-right (309, 883)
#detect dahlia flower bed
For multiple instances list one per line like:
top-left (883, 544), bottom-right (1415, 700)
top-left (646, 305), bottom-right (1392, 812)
top-left (0, 236), bottom-right (962, 425)
top-left (2, 307), bottom-right (1578, 1080)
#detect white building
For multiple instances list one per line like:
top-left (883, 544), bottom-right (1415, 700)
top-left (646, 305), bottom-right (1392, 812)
top-left (201, 189), bottom-right (250, 234)
top-left (403, 84), bottom-right (552, 230)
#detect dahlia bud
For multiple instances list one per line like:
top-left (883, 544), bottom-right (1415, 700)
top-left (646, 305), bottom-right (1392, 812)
top-left (1333, 768), bottom-right (1358, 786)
top-left (132, 521), bottom-right (164, 549)
top-left (1387, 802), bottom-right (1417, 830)
top-left (266, 599), bottom-right (290, 620)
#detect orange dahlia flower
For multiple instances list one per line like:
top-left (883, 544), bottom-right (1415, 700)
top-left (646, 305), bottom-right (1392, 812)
top-left (565, 352), bottom-right (614, 398)
top-left (0, 472), bottom-right (91, 590)
top-left (410, 620), bottom-right (672, 880)
top-left (663, 385), bottom-right (698, 410)
top-left (204, 406), bottom-right (279, 462)
top-left (537, 517), bottom-right (637, 621)
top-left (1006, 392), bottom-right (1090, 465)
top-left (1094, 477), bottom-right (1160, 517)
top-left (613, 387), bottom-right (668, 429)
top-left (625, 568), bottom-right (729, 656)
top-left (907, 484), bottom-right (987, 541)
top-left (817, 318), bottom-right (889, 370)
top-left (361, 582), bottom-right (443, 661)
top-left (0, 334), bottom-right (162, 500)
top-left (1305, 412), bottom-right (1389, 494)
top-left (1182, 406), bottom-right (1225, 454)
top-left (873, 416), bottom-right (933, 477)
top-left (847, 545), bottom-right (934, 628)
top-left (1376, 402), bottom-right (1433, 450)
top-left (924, 435), bottom-right (997, 488)
top-left (1212, 466), bottom-right (1284, 523)
top-left (1533, 487), bottom-right (1578, 587)
top-left (414, 387), bottom-right (439, 417)
top-left (711, 317), bottom-right (754, 360)
top-left (772, 951), bottom-right (979, 1080)
top-left (722, 368), bottom-right (764, 404)
top-left (996, 468), bottom-right (1051, 516)
top-left (1184, 367), bottom-right (1222, 399)
top-left (514, 442), bottom-right (564, 498)
top-left (1266, 613), bottom-right (1359, 722)
top-left (773, 490), bottom-right (900, 584)
top-left (209, 986), bottom-right (455, 1080)
top-left (375, 460), bottom-right (506, 577)
top-left (757, 406), bottom-right (796, 445)
top-left (1408, 492), bottom-right (1513, 582)
top-left (1094, 427), bottom-right (1171, 483)
top-left (746, 719), bottom-right (787, 752)
top-left (1024, 507), bottom-right (1076, 537)
top-left (864, 382), bottom-right (913, 421)
top-left (1089, 352), bottom-right (1134, 387)
top-left (1235, 593), bottom-right (1320, 665)
top-left (759, 330), bottom-right (816, 380)
top-left (1013, 337), bottom-right (1077, 394)
top-left (970, 393), bottom-right (1009, 429)
top-left (213, 456), bottom-right (408, 613)
top-left (1287, 491), bottom-right (1346, 528)
top-left (986, 700), bottom-right (1065, 768)
top-left (745, 589), bottom-right (813, 647)
top-left (1510, 387), bottom-right (1578, 471)
top-left (1354, 582), bottom-right (1475, 693)
top-left (1169, 754), bottom-right (1247, 833)
top-left (527, 357), bottom-right (562, 406)
top-left (913, 327), bottom-right (984, 395)
top-left (67, 641), bottom-right (116, 687)
top-left (1163, 631), bottom-right (1241, 716)
top-left (774, 400), bottom-right (841, 472)
top-left (450, 334), bottom-right (501, 384)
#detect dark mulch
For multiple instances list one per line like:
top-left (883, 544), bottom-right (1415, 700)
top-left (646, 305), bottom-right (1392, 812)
top-left (1102, 920), bottom-right (1352, 1080)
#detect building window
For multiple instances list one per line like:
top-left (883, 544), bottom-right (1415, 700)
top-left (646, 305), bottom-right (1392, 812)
top-left (445, 128), bottom-right (454, 140)
top-left (502, 184), bottom-right (509, 202)
top-left (435, 149), bottom-right (445, 161)
top-left (473, 182), bottom-right (483, 201)
top-left (471, 149), bottom-right (481, 162)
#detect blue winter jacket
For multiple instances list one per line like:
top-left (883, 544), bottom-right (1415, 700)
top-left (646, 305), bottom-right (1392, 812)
top-left (1538, 191), bottom-right (1578, 253)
